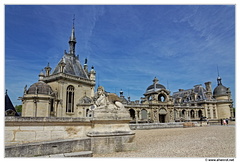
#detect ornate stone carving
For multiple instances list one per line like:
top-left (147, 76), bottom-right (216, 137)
top-left (93, 86), bottom-right (126, 111)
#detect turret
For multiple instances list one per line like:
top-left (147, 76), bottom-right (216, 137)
top-left (44, 63), bottom-right (52, 77)
top-left (59, 59), bottom-right (66, 73)
top-left (90, 66), bottom-right (96, 81)
top-left (38, 70), bottom-right (45, 81)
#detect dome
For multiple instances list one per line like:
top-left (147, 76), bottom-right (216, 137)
top-left (27, 81), bottom-right (53, 95)
top-left (213, 85), bottom-right (228, 97)
top-left (146, 84), bottom-right (166, 91)
top-left (213, 76), bottom-right (229, 97)
top-left (145, 77), bottom-right (166, 93)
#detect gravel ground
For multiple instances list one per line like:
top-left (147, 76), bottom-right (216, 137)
top-left (94, 125), bottom-right (235, 158)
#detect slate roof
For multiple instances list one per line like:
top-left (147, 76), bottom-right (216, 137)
top-left (172, 85), bottom-right (207, 101)
top-left (213, 77), bottom-right (229, 97)
top-left (52, 54), bottom-right (89, 79)
top-left (27, 81), bottom-right (53, 95)
top-left (5, 91), bottom-right (19, 116)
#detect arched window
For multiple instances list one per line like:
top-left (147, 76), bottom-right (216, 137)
top-left (182, 110), bottom-right (186, 118)
top-left (86, 108), bottom-right (89, 117)
top-left (66, 85), bottom-right (74, 113)
top-left (158, 94), bottom-right (166, 102)
top-left (141, 109), bottom-right (148, 120)
top-left (50, 99), bottom-right (54, 116)
top-left (190, 110), bottom-right (195, 118)
top-left (148, 95), bottom-right (153, 101)
top-left (198, 110), bottom-right (203, 118)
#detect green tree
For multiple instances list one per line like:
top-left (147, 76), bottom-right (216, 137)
top-left (15, 105), bottom-right (22, 113)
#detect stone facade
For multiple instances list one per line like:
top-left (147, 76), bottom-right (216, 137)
top-left (122, 77), bottom-right (174, 123)
top-left (20, 23), bottom-right (96, 118)
top-left (121, 76), bottom-right (233, 123)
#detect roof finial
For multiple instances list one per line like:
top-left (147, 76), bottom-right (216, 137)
top-left (73, 14), bottom-right (75, 28)
top-left (5, 89), bottom-right (8, 95)
top-left (216, 65), bottom-right (222, 85)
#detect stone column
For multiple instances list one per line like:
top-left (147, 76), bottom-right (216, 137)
top-left (139, 109), bottom-right (142, 120)
top-left (135, 110), bottom-right (138, 124)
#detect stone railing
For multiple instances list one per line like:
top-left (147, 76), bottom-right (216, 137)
top-left (129, 122), bottom-right (184, 130)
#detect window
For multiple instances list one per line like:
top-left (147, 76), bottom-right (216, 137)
top-left (182, 110), bottom-right (186, 118)
top-left (213, 109), bottom-right (216, 119)
top-left (207, 109), bottom-right (211, 118)
top-left (50, 99), bottom-right (54, 114)
top-left (198, 110), bottom-right (203, 118)
top-left (190, 110), bottom-right (195, 118)
top-left (158, 94), bottom-right (166, 102)
top-left (141, 109), bottom-right (148, 120)
top-left (66, 85), bottom-right (74, 113)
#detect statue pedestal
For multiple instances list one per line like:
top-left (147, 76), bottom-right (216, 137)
top-left (87, 110), bottom-right (136, 154)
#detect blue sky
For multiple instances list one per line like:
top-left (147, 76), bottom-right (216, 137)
top-left (5, 5), bottom-right (235, 106)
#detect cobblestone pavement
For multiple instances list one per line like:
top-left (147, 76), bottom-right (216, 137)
top-left (93, 125), bottom-right (235, 158)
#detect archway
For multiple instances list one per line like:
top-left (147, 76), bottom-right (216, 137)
top-left (141, 109), bottom-right (148, 120)
top-left (129, 109), bottom-right (135, 120)
top-left (182, 110), bottom-right (186, 118)
top-left (159, 108), bottom-right (167, 123)
top-left (190, 110), bottom-right (195, 118)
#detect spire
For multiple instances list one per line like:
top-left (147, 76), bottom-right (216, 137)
top-left (217, 65), bottom-right (222, 85)
top-left (69, 14), bottom-right (77, 55)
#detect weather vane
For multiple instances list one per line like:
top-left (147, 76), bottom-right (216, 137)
top-left (73, 14), bottom-right (75, 26)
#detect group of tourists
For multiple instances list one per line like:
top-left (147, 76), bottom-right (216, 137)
top-left (220, 118), bottom-right (229, 125)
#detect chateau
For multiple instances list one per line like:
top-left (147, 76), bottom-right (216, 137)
top-left (121, 76), bottom-right (234, 123)
top-left (5, 20), bottom-right (235, 157)
top-left (11, 22), bottom-right (233, 122)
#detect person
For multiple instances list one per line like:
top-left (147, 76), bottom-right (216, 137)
top-left (220, 119), bottom-right (223, 125)
top-left (226, 118), bottom-right (229, 125)
top-left (223, 119), bottom-right (226, 126)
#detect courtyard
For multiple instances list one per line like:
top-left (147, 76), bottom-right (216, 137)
top-left (94, 125), bottom-right (235, 158)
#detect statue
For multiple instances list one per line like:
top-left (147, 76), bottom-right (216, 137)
top-left (94, 86), bottom-right (107, 109)
top-left (92, 86), bottom-right (125, 111)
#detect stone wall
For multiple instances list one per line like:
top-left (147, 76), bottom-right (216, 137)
top-left (5, 138), bottom-right (91, 157)
top-left (5, 116), bottom-right (136, 157)
top-left (5, 117), bottom-right (92, 146)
